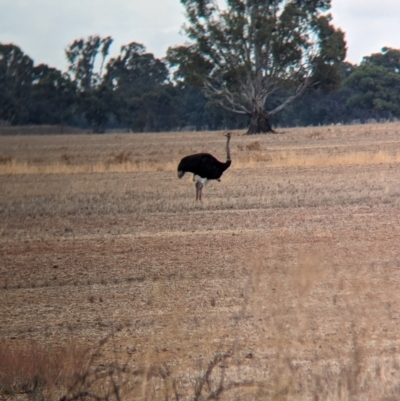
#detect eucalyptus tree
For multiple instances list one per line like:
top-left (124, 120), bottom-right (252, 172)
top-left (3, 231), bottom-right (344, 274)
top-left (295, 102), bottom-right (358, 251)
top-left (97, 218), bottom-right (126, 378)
top-left (167, 0), bottom-right (347, 133)
top-left (65, 35), bottom-right (114, 132)
top-left (106, 42), bottom-right (177, 131)
top-left (66, 35), bottom-right (113, 90)
top-left (0, 43), bottom-right (33, 124)
top-left (29, 64), bottom-right (77, 129)
top-left (345, 48), bottom-right (400, 120)
top-left (363, 47), bottom-right (400, 73)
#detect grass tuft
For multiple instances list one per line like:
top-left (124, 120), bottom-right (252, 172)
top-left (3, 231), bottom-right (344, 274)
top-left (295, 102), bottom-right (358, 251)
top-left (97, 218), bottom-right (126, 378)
top-left (0, 155), bottom-right (12, 165)
top-left (0, 340), bottom-right (89, 400)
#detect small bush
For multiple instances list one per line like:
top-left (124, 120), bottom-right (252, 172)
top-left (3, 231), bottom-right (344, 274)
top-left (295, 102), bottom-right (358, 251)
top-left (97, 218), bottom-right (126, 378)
top-left (0, 155), bottom-right (12, 165)
top-left (108, 151), bottom-right (132, 164)
top-left (60, 154), bottom-right (72, 165)
top-left (246, 141), bottom-right (262, 151)
top-left (0, 340), bottom-right (88, 401)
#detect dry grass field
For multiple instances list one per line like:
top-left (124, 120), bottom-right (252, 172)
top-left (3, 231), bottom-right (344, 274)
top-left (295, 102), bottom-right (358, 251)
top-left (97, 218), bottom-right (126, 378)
top-left (2, 123), bottom-right (400, 400)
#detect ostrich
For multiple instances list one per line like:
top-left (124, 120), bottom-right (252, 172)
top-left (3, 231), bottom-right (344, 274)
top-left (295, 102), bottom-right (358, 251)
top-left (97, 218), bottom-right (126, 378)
top-left (177, 132), bottom-right (232, 201)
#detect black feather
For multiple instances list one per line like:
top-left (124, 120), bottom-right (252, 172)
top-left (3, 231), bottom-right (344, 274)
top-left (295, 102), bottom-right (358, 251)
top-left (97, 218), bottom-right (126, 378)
top-left (177, 153), bottom-right (231, 180)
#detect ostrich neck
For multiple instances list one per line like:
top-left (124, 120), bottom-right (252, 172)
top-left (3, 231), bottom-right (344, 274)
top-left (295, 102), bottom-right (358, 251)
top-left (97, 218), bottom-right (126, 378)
top-left (226, 137), bottom-right (231, 161)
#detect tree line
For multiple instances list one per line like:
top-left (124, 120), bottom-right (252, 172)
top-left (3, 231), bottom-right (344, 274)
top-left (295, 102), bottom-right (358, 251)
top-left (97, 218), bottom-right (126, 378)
top-left (1, 1), bottom-right (400, 134)
top-left (1, 37), bottom-right (245, 133)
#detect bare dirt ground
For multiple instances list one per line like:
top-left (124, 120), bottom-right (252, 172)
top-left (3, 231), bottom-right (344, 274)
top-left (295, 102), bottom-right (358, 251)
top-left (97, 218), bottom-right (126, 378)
top-left (2, 124), bottom-right (400, 400)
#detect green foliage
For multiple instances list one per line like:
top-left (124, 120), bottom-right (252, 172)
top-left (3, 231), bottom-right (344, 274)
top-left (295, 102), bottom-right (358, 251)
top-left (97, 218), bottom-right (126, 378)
top-left (363, 47), bottom-right (400, 73)
top-left (29, 64), bottom-right (77, 126)
top-left (107, 42), bottom-right (168, 95)
top-left (106, 42), bottom-right (176, 131)
top-left (0, 44), bottom-right (33, 124)
top-left (65, 36), bottom-right (114, 132)
top-left (66, 35), bottom-right (113, 90)
top-left (310, 15), bottom-right (347, 92)
top-left (79, 84), bottom-right (114, 133)
top-left (344, 48), bottom-right (400, 118)
top-left (4, 34), bottom-right (400, 131)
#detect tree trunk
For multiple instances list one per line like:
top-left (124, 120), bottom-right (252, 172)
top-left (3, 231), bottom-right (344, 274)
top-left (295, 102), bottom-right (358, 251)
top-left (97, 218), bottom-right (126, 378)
top-left (92, 121), bottom-right (105, 133)
top-left (246, 110), bottom-right (276, 135)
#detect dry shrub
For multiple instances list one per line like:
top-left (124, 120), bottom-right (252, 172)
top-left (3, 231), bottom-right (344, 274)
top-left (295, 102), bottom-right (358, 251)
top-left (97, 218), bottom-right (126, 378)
top-left (234, 152), bottom-right (272, 168)
top-left (247, 242), bottom-right (400, 400)
top-left (233, 148), bottom-right (400, 169)
top-left (2, 127), bottom-right (400, 176)
top-left (1, 147), bottom-right (400, 176)
top-left (246, 141), bottom-right (262, 151)
top-left (0, 155), bottom-right (12, 165)
top-left (31, 157), bottom-right (44, 164)
top-left (60, 153), bottom-right (72, 165)
top-left (0, 340), bottom-right (89, 400)
top-left (108, 151), bottom-right (132, 164)
top-left (307, 131), bottom-right (325, 140)
top-left (0, 159), bottom-right (177, 175)
top-left (270, 149), bottom-right (400, 167)
top-left (0, 334), bottom-right (256, 401)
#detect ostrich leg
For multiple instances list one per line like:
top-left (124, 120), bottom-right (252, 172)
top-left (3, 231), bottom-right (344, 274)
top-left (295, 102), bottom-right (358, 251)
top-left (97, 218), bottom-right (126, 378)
top-left (195, 181), bottom-right (203, 202)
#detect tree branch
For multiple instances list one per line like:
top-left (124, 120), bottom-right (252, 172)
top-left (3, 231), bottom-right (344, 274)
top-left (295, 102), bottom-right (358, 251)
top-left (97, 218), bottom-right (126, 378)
top-left (204, 80), bottom-right (250, 114)
top-left (268, 77), bottom-right (310, 115)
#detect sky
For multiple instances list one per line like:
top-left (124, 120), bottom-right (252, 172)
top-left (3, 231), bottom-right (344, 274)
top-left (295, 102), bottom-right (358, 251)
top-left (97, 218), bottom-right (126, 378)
top-left (1, 0), bottom-right (400, 71)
